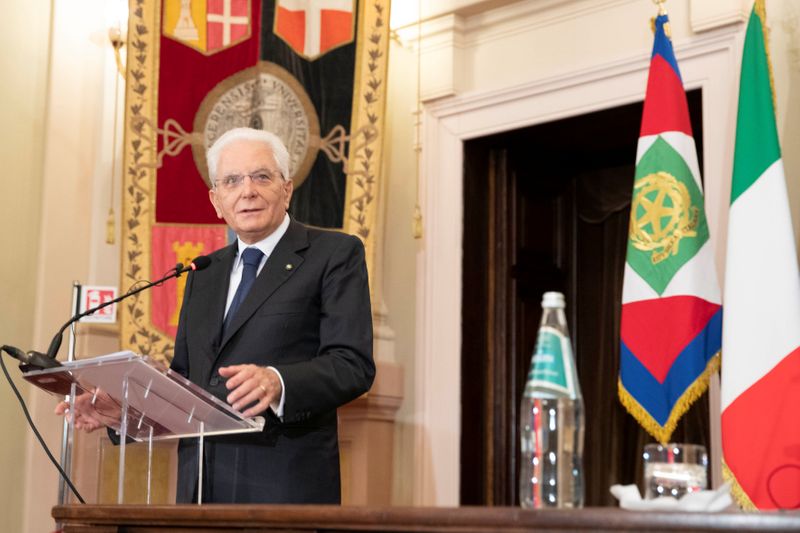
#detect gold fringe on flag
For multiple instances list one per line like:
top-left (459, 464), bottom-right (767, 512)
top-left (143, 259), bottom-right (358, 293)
top-left (618, 352), bottom-right (720, 444)
top-left (754, 0), bottom-right (777, 114)
top-left (722, 460), bottom-right (758, 510)
top-left (718, 3), bottom-right (775, 513)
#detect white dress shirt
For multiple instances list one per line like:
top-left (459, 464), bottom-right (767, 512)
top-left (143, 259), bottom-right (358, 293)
top-left (224, 213), bottom-right (290, 417)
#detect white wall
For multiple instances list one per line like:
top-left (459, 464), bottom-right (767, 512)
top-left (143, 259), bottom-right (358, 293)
top-left (0, 2), bottom-right (52, 532)
top-left (769, 0), bottom-right (800, 249)
top-left (382, 34), bottom-right (420, 505)
top-left (15, 1), bottom-right (123, 531)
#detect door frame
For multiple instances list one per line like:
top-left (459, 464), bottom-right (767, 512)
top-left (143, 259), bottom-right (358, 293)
top-left (413, 26), bottom-right (743, 506)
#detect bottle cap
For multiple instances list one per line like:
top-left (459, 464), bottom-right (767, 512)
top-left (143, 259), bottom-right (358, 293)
top-left (541, 291), bottom-right (565, 309)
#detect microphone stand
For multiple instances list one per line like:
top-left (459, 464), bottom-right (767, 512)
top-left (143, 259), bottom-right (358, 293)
top-left (44, 262), bottom-right (194, 362)
top-left (46, 262), bottom-right (195, 509)
top-left (0, 256), bottom-right (210, 510)
top-left (57, 281), bottom-right (83, 508)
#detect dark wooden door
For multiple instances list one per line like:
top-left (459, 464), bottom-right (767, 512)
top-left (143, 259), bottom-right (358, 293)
top-left (460, 91), bottom-right (710, 506)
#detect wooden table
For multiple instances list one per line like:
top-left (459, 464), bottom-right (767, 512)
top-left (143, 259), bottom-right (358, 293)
top-left (53, 504), bottom-right (800, 532)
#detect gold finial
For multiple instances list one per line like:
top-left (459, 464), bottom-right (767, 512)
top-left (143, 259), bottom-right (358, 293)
top-left (650, 0), bottom-right (671, 39)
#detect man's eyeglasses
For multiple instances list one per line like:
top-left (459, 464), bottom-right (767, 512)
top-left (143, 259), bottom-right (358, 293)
top-left (214, 171), bottom-right (282, 190)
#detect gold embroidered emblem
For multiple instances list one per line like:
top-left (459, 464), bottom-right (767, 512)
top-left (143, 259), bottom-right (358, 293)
top-left (629, 171), bottom-right (698, 264)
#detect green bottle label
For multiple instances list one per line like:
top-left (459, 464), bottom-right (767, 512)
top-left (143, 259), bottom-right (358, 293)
top-left (527, 326), bottom-right (574, 396)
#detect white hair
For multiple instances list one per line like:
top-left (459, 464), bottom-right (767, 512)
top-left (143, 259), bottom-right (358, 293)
top-left (206, 127), bottom-right (291, 185)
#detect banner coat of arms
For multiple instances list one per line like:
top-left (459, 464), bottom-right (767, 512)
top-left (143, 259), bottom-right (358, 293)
top-left (121, 0), bottom-right (390, 360)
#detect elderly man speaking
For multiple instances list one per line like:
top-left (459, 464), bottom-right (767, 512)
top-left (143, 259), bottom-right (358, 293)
top-left (58, 127), bottom-right (375, 504)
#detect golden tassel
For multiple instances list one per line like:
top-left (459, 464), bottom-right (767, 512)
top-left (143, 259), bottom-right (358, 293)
top-left (106, 207), bottom-right (115, 244)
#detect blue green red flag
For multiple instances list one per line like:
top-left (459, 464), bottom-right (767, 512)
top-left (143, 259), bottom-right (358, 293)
top-left (618, 13), bottom-right (722, 443)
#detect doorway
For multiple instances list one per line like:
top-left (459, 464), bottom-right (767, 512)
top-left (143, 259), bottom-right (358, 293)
top-left (459, 90), bottom-right (711, 506)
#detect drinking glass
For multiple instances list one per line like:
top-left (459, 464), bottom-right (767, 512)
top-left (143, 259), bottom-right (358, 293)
top-left (642, 443), bottom-right (708, 499)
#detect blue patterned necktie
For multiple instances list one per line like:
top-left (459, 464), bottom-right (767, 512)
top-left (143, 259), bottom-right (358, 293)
top-left (223, 247), bottom-right (264, 334)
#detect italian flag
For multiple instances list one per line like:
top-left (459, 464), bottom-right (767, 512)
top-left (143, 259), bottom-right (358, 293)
top-left (618, 12), bottom-right (722, 444)
top-left (721, 1), bottom-right (800, 510)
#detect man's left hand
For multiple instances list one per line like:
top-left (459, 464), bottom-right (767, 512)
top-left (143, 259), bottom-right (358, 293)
top-left (54, 389), bottom-right (121, 432)
top-left (219, 364), bottom-right (282, 417)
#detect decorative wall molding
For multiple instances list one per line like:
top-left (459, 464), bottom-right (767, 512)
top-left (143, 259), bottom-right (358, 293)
top-left (393, 0), bottom-right (640, 102)
top-left (414, 23), bottom-right (745, 506)
top-left (690, 0), bottom-right (750, 33)
top-left (373, 299), bottom-right (397, 362)
top-left (428, 27), bottom-right (744, 136)
top-left (395, 0), bottom-right (635, 38)
top-left (394, 13), bottom-right (465, 101)
top-left (458, 0), bottom-right (634, 47)
top-left (415, 14), bottom-right (467, 101)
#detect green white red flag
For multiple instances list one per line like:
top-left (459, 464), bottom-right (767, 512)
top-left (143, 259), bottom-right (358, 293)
top-left (721, 0), bottom-right (800, 510)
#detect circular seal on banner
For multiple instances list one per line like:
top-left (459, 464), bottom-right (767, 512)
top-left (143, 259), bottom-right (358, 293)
top-left (193, 61), bottom-right (320, 188)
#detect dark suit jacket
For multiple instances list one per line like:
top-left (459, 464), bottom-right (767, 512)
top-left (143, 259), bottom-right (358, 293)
top-left (170, 219), bottom-right (375, 503)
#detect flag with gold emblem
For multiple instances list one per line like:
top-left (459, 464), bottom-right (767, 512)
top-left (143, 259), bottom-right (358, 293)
top-left (618, 12), bottom-right (722, 443)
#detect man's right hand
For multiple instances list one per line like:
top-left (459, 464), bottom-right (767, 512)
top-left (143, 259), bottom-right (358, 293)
top-left (54, 389), bottom-right (122, 433)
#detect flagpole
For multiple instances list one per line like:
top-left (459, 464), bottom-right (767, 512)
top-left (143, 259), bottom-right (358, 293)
top-left (650, 0), bottom-right (724, 490)
top-left (652, 0), bottom-right (725, 491)
top-left (650, 0), bottom-right (671, 39)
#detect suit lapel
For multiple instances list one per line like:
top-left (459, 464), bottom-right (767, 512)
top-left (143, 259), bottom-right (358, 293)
top-left (218, 220), bottom-right (309, 353)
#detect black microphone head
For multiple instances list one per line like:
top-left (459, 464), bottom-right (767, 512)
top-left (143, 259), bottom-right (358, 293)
top-left (25, 351), bottom-right (62, 369)
top-left (190, 256), bottom-right (212, 271)
top-left (2, 345), bottom-right (27, 363)
top-left (2, 346), bottom-right (61, 370)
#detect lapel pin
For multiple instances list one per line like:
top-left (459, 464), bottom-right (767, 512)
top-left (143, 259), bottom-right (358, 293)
top-left (285, 263), bottom-right (293, 270)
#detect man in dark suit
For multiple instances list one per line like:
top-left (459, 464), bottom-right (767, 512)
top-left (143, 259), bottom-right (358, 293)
top-left (57, 127), bottom-right (375, 504)
top-left (170, 127), bottom-right (375, 503)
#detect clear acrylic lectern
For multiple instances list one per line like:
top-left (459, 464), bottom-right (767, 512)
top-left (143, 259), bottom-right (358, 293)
top-left (23, 351), bottom-right (265, 504)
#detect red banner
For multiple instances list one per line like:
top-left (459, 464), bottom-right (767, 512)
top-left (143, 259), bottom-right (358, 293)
top-left (151, 225), bottom-right (228, 338)
top-left (157, 0), bottom-right (262, 224)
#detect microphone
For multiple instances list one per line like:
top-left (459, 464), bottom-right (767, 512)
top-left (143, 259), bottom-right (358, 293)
top-left (188, 255), bottom-right (212, 271)
top-left (1, 346), bottom-right (61, 369)
top-left (43, 255), bottom-right (211, 363)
